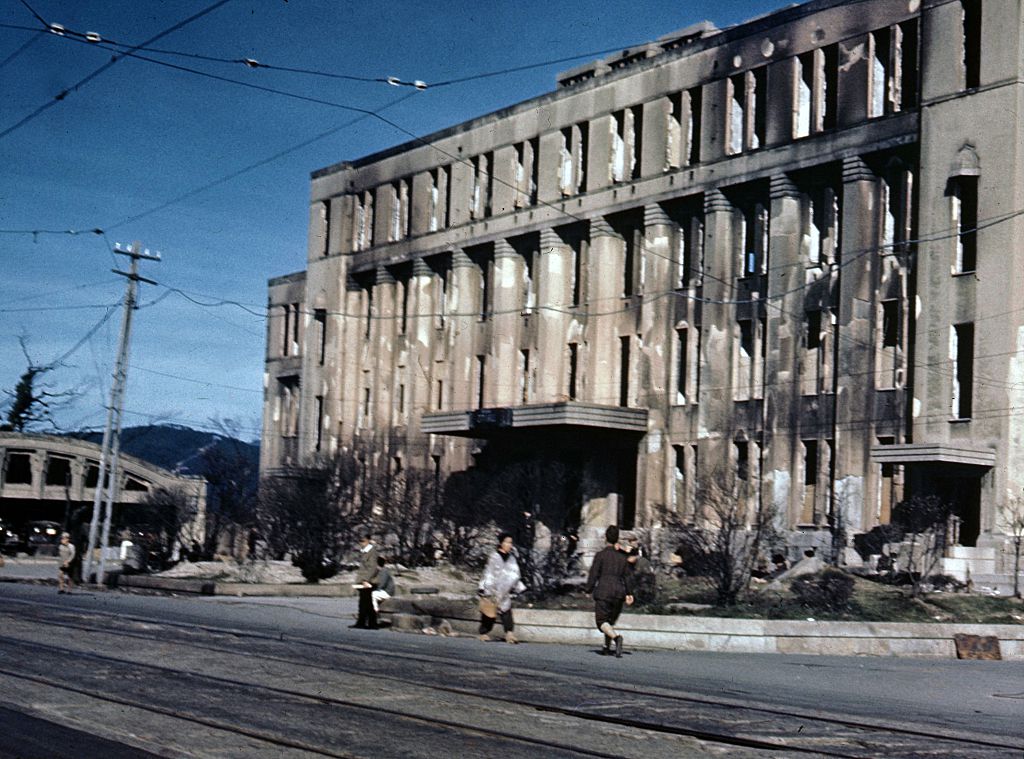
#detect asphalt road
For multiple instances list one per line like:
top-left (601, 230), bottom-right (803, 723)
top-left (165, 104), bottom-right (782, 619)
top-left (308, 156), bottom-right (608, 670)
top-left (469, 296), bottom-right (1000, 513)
top-left (0, 583), bottom-right (1021, 758)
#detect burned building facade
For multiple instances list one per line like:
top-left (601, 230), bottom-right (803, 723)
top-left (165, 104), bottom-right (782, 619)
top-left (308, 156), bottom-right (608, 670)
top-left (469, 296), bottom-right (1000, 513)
top-left (263, 0), bottom-right (1024, 569)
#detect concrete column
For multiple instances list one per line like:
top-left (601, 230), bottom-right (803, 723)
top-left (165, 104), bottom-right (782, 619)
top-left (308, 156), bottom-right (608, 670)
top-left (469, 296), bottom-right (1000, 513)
top-left (448, 250), bottom-right (480, 411)
top-left (338, 274), bottom-right (364, 447)
top-left (371, 266), bottom-right (396, 439)
top-left (696, 189), bottom-right (736, 473)
top-left (407, 258), bottom-right (436, 440)
top-left (836, 156), bottom-right (879, 534)
top-left (764, 173), bottom-right (805, 528)
top-left (585, 216), bottom-right (623, 405)
top-left (536, 228), bottom-right (570, 403)
top-left (637, 203), bottom-right (674, 520)
top-left (492, 239), bottom-right (524, 407)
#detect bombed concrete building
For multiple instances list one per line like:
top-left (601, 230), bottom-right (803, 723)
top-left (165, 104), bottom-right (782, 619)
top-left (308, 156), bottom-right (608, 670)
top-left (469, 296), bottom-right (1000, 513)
top-left (263, 0), bottom-right (1024, 572)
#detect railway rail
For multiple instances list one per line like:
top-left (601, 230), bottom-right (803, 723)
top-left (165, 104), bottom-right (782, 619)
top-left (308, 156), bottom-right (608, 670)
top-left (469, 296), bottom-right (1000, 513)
top-left (0, 596), bottom-right (1018, 758)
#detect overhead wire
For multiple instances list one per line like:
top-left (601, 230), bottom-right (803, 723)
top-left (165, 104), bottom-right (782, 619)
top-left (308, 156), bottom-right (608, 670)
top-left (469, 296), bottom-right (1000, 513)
top-left (0, 0), bottom-right (234, 141)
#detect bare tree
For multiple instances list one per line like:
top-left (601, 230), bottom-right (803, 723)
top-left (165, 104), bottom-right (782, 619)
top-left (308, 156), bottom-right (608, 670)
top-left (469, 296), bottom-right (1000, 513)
top-left (891, 494), bottom-right (955, 598)
top-left (669, 475), bottom-right (777, 606)
top-left (132, 487), bottom-right (200, 570)
top-left (366, 465), bottom-right (439, 567)
top-left (2, 337), bottom-right (79, 432)
top-left (1004, 494), bottom-right (1024, 600)
top-left (197, 419), bottom-right (259, 559)
top-left (256, 452), bottom-right (365, 582)
top-left (436, 468), bottom-right (500, 569)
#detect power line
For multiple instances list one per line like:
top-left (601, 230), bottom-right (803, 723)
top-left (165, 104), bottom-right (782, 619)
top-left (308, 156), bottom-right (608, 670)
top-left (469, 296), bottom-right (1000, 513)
top-left (0, 27), bottom-right (43, 70)
top-left (130, 364), bottom-right (262, 394)
top-left (0, 0), bottom-right (234, 141)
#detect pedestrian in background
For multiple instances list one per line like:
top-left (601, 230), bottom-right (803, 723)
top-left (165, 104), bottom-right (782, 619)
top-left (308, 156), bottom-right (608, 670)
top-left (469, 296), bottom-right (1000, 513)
top-left (478, 532), bottom-right (526, 644)
top-left (350, 530), bottom-right (381, 629)
top-left (585, 525), bottom-right (634, 657)
top-left (58, 532), bottom-right (75, 594)
top-left (371, 555), bottom-right (396, 615)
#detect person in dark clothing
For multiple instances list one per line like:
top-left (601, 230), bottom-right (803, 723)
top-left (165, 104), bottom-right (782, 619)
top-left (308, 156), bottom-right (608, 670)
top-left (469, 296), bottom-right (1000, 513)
top-left (584, 525), bottom-right (634, 657)
top-left (371, 556), bottom-right (396, 614)
top-left (350, 530), bottom-right (381, 629)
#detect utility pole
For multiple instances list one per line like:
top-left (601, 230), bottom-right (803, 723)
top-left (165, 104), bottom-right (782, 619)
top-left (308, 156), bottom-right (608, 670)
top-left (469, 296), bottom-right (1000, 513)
top-left (83, 241), bottom-right (159, 586)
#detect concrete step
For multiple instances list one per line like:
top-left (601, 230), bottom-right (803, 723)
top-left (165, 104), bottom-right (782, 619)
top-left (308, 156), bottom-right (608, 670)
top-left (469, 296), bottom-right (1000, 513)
top-left (948, 545), bottom-right (997, 560)
top-left (943, 557), bottom-right (996, 581)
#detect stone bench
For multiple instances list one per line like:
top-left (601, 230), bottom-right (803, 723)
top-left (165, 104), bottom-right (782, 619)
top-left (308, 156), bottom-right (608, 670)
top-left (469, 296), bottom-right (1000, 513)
top-left (379, 596), bottom-right (478, 635)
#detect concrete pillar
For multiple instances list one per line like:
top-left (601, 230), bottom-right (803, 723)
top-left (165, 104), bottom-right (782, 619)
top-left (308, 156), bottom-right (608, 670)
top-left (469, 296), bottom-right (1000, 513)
top-left (696, 189), bottom-right (736, 474)
top-left (371, 266), bottom-right (396, 438)
top-left (585, 216), bottom-right (623, 405)
top-left (536, 228), bottom-right (570, 403)
top-left (765, 173), bottom-right (804, 527)
top-left (836, 156), bottom-right (879, 534)
top-left (448, 250), bottom-right (480, 411)
top-left (338, 274), bottom-right (364, 447)
top-left (636, 203), bottom-right (674, 519)
top-left (407, 258), bottom-right (436, 441)
top-left (492, 239), bottom-right (524, 406)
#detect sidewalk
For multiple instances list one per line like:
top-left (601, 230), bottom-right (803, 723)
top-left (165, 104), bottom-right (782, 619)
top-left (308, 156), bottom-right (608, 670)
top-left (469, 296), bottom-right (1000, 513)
top-left (4, 564), bottom-right (1022, 660)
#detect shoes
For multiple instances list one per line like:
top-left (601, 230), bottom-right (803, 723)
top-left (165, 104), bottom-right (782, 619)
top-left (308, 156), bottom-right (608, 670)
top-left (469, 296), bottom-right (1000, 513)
top-left (478, 634), bottom-right (489, 642)
top-left (614, 635), bottom-right (623, 658)
top-left (505, 632), bottom-right (518, 644)
top-left (349, 623), bottom-right (367, 629)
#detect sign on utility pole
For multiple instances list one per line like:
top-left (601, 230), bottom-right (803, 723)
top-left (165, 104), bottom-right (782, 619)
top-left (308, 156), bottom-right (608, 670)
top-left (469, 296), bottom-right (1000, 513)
top-left (82, 241), bottom-right (159, 586)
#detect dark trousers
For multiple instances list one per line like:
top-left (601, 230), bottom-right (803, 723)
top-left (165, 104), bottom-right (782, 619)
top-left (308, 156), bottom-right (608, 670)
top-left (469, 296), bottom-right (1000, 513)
top-left (594, 598), bottom-right (624, 630)
top-left (356, 587), bottom-right (378, 628)
top-left (479, 608), bottom-right (514, 635)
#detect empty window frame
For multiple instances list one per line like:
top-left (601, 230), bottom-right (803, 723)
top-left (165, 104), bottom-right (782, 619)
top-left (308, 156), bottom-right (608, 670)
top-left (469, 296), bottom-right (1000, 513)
top-left (802, 308), bottom-right (835, 395)
top-left (610, 106), bottom-right (642, 183)
top-left (567, 343), bottom-right (580, 400)
top-left (429, 166), bottom-right (451, 232)
top-left (320, 199), bottom-right (331, 256)
top-left (619, 335), bottom-right (631, 407)
top-left (313, 308), bottom-right (327, 365)
top-left (278, 376), bottom-right (301, 438)
top-left (869, 20), bottom-right (919, 118)
top-left (879, 164), bottom-right (914, 255)
top-left (390, 178), bottom-right (411, 241)
top-left (518, 349), bottom-right (531, 403)
top-left (666, 86), bottom-right (702, 169)
top-left (431, 259), bottom-right (450, 329)
top-left (45, 455), bottom-right (72, 487)
top-left (734, 316), bottom-right (765, 401)
top-left (513, 139), bottom-right (539, 208)
top-left (801, 182), bottom-right (841, 267)
top-left (476, 354), bottom-right (487, 409)
top-left (951, 322), bottom-right (974, 419)
top-left (728, 67), bottom-right (766, 155)
top-left (568, 232), bottom-right (586, 307)
top-left (559, 122), bottom-right (588, 196)
top-left (4, 451), bottom-right (32, 485)
top-left (469, 247), bottom-right (494, 320)
top-left (314, 395), bottom-right (324, 452)
top-left (877, 299), bottom-right (902, 389)
top-left (675, 327), bottom-right (689, 403)
top-left (801, 439), bottom-right (819, 524)
top-left (471, 153), bottom-right (493, 219)
top-left (670, 202), bottom-right (704, 289)
top-left (794, 46), bottom-right (838, 138)
top-left (736, 195), bottom-right (770, 278)
top-left (951, 175), bottom-right (978, 273)
top-left (352, 189), bottom-right (375, 251)
top-left (961, 0), bottom-right (981, 90)
top-left (280, 303), bottom-right (301, 357)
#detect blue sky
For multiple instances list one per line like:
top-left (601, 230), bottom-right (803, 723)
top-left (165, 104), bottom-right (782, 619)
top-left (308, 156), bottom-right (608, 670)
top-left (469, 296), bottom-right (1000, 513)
top-left (0, 0), bottom-right (782, 442)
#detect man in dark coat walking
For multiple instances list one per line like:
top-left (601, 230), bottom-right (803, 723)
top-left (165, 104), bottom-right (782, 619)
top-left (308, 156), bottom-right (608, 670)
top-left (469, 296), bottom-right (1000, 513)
top-left (351, 530), bottom-right (381, 629)
top-left (584, 525), bottom-right (634, 657)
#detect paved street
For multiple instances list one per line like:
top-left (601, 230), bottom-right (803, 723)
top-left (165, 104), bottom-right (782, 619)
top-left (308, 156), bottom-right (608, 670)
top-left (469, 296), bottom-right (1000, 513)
top-left (0, 583), bottom-right (1020, 757)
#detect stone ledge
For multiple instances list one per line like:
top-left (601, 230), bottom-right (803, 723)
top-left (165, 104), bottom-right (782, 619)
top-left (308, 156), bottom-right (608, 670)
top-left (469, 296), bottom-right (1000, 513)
top-left (379, 599), bottom-right (1024, 659)
top-left (117, 575), bottom-right (356, 597)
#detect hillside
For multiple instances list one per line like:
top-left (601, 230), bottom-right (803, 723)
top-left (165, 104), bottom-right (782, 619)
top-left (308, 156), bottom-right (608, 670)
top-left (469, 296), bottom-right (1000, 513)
top-left (68, 424), bottom-right (259, 476)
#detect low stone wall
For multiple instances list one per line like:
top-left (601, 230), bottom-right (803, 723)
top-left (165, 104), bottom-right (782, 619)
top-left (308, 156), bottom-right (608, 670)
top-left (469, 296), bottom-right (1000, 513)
top-left (117, 575), bottom-right (355, 597)
top-left (381, 598), bottom-right (1024, 659)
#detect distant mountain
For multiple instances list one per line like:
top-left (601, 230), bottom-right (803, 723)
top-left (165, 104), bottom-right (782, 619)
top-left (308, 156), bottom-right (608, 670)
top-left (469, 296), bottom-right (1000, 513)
top-left (68, 424), bottom-right (259, 476)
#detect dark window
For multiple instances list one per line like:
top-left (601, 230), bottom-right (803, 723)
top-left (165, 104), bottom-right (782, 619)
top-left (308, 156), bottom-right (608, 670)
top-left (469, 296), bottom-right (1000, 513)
top-left (953, 322), bottom-right (974, 419)
top-left (568, 344), bottom-right (579, 400)
top-left (804, 440), bottom-right (818, 486)
top-left (314, 309), bottom-right (327, 365)
top-left (4, 452), bottom-right (32, 485)
top-left (881, 300), bottom-right (899, 348)
top-left (954, 176), bottom-right (978, 273)
top-left (619, 336), bottom-right (631, 407)
top-left (45, 456), bottom-right (71, 487)
top-left (962, 0), bottom-right (981, 89)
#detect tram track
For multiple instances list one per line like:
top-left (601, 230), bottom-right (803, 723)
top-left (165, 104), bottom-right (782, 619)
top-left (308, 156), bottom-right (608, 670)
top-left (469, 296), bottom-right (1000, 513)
top-left (0, 596), bottom-right (1018, 758)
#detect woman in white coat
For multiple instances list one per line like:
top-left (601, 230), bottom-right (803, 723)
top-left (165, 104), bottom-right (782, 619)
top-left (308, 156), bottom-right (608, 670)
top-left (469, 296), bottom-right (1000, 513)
top-left (478, 533), bottom-right (526, 643)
